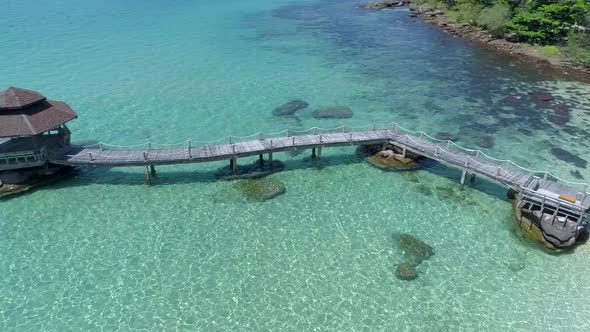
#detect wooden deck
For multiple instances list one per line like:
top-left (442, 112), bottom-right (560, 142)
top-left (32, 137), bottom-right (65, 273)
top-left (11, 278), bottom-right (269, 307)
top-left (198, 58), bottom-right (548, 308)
top-left (49, 127), bottom-right (590, 213)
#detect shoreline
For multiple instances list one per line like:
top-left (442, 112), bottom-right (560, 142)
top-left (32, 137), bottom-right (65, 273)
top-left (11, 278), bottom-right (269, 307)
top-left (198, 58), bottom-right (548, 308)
top-left (362, 1), bottom-right (590, 82)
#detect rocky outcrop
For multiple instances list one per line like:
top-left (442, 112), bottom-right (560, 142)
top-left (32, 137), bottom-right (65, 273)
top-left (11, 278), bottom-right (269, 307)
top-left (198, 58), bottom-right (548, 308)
top-left (234, 178), bottom-right (286, 202)
top-left (367, 149), bottom-right (418, 171)
top-left (312, 106), bottom-right (353, 119)
top-left (510, 191), bottom-right (588, 250)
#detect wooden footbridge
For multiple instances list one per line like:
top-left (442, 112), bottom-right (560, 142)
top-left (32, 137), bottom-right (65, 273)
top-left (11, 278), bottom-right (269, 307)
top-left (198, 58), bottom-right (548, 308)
top-left (46, 122), bottom-right (589, 220)
top-left (48, 122), bottom-right (589, 224)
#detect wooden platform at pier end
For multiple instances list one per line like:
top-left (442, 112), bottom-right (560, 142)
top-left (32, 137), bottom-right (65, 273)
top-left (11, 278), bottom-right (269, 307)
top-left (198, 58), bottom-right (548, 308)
top-left (49, 125), bottom-right (590, 215)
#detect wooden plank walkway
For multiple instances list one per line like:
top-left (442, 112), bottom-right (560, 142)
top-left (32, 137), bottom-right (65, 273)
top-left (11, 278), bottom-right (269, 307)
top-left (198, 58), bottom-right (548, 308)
top-left (49, 128), bottom-right (590, 212)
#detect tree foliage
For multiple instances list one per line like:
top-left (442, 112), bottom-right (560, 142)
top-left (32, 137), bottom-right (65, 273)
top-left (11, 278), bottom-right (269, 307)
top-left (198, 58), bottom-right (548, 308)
top-left (440, 0), bottom-right (590, 45)
top-left (478, 3), bottom-right (512, 37)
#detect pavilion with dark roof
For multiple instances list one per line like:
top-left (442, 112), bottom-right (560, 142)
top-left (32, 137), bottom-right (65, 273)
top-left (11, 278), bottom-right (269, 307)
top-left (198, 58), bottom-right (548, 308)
top-left (0, 87), bottom-right (77, 171)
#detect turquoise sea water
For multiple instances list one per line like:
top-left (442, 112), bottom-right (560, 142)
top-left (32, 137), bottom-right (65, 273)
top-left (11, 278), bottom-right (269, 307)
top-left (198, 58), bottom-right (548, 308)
top-left (2, 0), bottom-right (590, 330)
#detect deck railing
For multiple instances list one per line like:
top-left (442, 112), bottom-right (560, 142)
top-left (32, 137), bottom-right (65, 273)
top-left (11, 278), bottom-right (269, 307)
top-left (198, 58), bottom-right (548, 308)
top-left (68, 121), bottom-right (590, 193)
top-left (0, 147), bottom-right (47, 170)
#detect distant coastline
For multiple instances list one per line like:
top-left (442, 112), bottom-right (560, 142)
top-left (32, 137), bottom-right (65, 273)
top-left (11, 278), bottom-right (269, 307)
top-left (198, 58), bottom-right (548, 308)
top-left (362, 1), bottom-right (590, 80)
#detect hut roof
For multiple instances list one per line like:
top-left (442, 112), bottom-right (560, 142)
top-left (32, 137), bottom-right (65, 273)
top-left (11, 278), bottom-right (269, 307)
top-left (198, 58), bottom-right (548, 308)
top-left (0, 87), bottom-right (77, 137)
top-left (0, 87), bottom-right (47, 111)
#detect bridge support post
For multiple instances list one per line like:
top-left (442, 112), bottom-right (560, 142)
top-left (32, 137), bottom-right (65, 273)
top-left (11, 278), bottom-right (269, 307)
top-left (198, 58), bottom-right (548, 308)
top-left (259, 154), bottom-right (264, 165)
top-left (144, 166), bottom-right (152, 186)
top-left (402, 147), bottom-right (407, 158)
top-left (316, 147), bottom-right (322, 168)
top-left (231, 157), bottom-right (237, 175)
top-left (311, 148), bottom-right (316, 159)
top-left (460, 169), bottom-right (467, 187)
top-left (470, 173), bottom-right (476, 183)
top-left (269, 152), bottom-right (273, 170)
top-left (150, 165), bottom-right (156, 176)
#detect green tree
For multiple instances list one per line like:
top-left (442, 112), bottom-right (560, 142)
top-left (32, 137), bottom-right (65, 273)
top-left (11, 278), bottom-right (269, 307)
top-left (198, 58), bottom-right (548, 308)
top-left (506, 11), bottom-right (562, 43)
top-left (478, 3), bottom-right (513, 36)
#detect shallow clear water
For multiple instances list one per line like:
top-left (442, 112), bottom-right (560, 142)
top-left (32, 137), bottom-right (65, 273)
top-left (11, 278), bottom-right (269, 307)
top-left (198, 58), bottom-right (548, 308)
top-left (2, 0), bottom-right (590, 330)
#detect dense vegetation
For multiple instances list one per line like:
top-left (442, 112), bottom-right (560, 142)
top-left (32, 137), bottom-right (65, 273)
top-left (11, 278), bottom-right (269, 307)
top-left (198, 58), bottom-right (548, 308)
top-left (417, 0), bottom-right (590, 65)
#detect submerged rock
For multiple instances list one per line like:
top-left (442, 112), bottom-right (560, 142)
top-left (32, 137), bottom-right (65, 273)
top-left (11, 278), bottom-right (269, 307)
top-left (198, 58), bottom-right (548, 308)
top-left (548, 114), bottom-right (569, 125)
top-left (570, 170), bottom-right (584, 180)
top-left (367, 150), bottom-right (417, 171)
top-left (415, 184), bottom-right (433, 196)
top-left (554, 103), bottom-right (570, 114)
top-left (551, 147), bottom-right (587, 168)
top-left (312, 106), bottom-right (353, 119)
top-left (396, 234), bottom-right (434, 265)
top-left (529, 91), bottom-right (554, 104)
top-left (234, 178), bottom-right (286, 202)
top-left (434, 132), bottom-right (457, 141)
top-left (272, 100), bottom-right (309, 116)
top-left (474, 135), bottom-right (494, 148)
top-left (435, 185), bottom-right (480, 207)
top-left (548, 102), bottom-right (571, 125)
top-left (498, 94), bottom-right (525, 107)
top-left (277, 115), bottom-right (304, 127)
top-left (215, 160), bottom-right (285, 180)
top-left (507, 260), bottom-right (525, 272)
top-left (402, 172), bottom-right (421, 183)
top-left (395, 262), bottom-right (418, 281)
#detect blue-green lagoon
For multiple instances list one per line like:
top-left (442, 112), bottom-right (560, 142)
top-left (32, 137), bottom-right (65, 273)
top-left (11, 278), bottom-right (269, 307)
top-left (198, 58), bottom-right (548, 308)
top-left (3, 0), bottom-right (590, 330)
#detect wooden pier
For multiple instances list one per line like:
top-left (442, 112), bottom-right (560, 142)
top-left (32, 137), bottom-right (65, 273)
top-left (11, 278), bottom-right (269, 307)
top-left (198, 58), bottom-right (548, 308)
top-left (49, 122), bottom-right (590, 221)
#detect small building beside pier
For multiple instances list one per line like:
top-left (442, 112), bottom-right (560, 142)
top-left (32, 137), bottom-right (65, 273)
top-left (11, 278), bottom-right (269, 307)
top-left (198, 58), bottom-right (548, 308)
top-left (0, 87), bottom-right (77, 171)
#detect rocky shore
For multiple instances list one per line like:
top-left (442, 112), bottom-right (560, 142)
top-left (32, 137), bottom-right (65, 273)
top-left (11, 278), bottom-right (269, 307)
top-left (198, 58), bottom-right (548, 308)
top-left (362, 0), bottom-right (410, 10)
top-left (362, 1), bottom-right (590, 79)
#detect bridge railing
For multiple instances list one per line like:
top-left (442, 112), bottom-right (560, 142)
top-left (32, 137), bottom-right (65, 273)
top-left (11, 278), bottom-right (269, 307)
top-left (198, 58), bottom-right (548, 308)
top-left (0, 147), bottom-right (47, 170)
top-left (401, 127), bottom-right (589, 194)
top-left (71, 121), bottom-right (590, 193)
